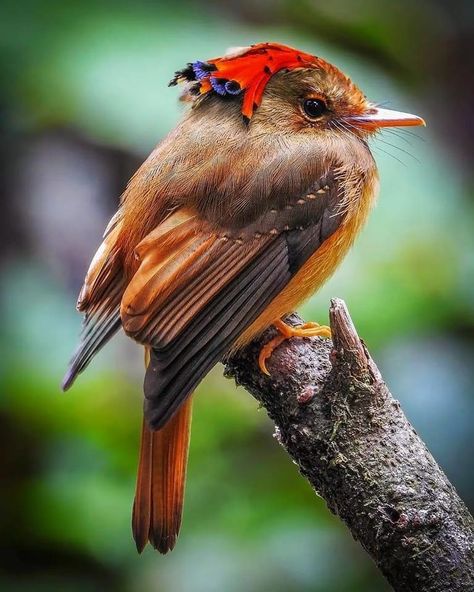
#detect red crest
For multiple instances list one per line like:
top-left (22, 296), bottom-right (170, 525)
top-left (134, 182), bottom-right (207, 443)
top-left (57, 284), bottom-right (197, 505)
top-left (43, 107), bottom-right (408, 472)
top-left (170, 42), bottom-right (325, 119)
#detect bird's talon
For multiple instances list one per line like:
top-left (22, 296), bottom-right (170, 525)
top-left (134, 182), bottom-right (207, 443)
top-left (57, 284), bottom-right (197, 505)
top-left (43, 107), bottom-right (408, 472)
top-left (258, 334), bottom-right (286, 375)
top-left (260, 359), bottom-right (270, 376)
top-left (258, 318), bottom-right (331, 375)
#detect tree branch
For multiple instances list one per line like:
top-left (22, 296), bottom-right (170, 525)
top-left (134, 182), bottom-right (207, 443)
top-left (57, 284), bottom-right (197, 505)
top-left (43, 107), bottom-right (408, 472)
top-left (224, 298), bottom-right (474, 592)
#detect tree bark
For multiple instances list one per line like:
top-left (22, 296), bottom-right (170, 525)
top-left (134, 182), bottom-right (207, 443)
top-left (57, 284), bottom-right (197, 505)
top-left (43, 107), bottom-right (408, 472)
top-left (224, 298), bottom-right (474, 592)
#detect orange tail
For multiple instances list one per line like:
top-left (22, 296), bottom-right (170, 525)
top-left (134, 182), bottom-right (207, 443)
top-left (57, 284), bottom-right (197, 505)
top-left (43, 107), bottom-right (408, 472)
top-left (132, 396), bottom-right (192, 553)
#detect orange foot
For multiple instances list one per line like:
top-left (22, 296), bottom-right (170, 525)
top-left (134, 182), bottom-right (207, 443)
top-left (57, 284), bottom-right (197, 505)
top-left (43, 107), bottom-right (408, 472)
top-left (259, 319), bottom-right (331, 376)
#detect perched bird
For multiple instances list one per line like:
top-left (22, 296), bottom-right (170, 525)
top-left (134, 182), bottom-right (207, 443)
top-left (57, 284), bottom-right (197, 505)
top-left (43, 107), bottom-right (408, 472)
top-left (63, 42), bottom-right (425, 554)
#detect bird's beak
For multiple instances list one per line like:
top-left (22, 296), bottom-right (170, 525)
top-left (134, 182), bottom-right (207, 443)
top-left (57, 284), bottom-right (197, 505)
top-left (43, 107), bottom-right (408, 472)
top-left (349, 107), bottom-right (426, 130)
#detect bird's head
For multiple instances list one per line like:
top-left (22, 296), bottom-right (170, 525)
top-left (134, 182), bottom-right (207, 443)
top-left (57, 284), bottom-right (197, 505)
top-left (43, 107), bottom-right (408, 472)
top-left (170, 42), bottom-right (425, 140)
top-left (160, 42), bottom-right (426, 228)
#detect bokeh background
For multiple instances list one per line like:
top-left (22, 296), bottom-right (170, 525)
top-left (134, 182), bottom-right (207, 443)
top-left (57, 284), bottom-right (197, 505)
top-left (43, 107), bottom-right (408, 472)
top-left (1, 1), bottom-right (473, 591)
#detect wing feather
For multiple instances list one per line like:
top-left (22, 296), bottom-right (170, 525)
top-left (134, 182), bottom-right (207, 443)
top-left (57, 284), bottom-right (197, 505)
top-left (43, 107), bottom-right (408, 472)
top-left (62, 214), bottom-right (125, 390)
top-left (121, 177), bottom-right (344, 429)
top-left (142, 236), bottom-right (291, 428)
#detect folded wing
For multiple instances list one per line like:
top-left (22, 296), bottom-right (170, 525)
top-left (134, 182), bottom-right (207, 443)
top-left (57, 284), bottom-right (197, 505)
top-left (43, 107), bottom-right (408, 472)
top-left (121, 178), bottom-right (343, 430)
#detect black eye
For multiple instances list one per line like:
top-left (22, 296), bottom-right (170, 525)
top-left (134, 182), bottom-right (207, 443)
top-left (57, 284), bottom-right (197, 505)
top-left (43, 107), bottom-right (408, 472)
top-left (303, 98), bottom-right (327, 119)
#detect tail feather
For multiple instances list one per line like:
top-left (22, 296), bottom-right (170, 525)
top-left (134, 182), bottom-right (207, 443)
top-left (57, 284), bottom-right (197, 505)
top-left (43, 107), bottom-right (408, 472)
top-left (132, 397), bottom-right (192, 554)
top-left (132, 418), bottom-right (153, 552)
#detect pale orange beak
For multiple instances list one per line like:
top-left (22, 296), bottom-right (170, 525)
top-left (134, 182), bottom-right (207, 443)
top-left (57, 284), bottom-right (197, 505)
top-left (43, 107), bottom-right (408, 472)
top-left (349, 107), bottom-right (426, 130)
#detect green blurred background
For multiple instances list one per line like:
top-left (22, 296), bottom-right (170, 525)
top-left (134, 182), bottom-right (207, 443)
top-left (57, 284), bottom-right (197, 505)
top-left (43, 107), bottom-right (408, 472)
top-left (1, 1), bottom-right (473, 591)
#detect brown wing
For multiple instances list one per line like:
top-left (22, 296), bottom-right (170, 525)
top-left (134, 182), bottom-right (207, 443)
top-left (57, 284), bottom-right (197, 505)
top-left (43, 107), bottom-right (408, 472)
top-left (62, 212), bottom-right (125, 390)
top-left (121, 177), bottom-right (343, 430)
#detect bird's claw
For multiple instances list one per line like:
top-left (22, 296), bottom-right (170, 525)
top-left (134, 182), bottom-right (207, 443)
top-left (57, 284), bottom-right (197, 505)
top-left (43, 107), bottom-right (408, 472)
top-left (258, 319), bottom-right (332, 375)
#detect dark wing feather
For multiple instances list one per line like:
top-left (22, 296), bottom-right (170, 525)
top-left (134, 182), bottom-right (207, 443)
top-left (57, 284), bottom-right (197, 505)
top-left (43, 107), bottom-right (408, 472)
top-left (143, 234), bottom-right (291, 428)
top-left (122, 178), bottom-right (343, 430)
top-left (62, 213), bottom-right (124, 390)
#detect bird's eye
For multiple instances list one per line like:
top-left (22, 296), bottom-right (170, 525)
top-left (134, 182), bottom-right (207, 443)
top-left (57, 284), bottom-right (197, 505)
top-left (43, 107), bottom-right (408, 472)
top-left (303, 98), bottom-right (328, 119)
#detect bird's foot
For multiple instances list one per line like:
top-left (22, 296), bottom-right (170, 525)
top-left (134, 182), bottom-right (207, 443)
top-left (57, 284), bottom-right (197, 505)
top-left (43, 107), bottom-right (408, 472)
top-left (258, 319), bottom-right (331, 375)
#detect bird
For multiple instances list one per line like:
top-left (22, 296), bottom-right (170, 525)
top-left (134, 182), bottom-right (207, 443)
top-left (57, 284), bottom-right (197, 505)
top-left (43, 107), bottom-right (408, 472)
top-left (62, 42), bottom-right (425, 554)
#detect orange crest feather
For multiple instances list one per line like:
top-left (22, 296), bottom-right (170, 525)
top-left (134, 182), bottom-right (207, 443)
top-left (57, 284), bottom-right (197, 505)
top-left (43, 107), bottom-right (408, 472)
top-left (169, 42), bottom-right (325, 119)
